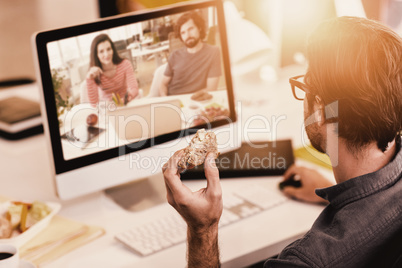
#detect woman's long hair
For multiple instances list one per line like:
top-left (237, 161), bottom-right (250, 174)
top-left (89, 33), bottom-right (124, 84)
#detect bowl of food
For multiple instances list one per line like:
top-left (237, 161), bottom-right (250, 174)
top-left (0, 200), bottom-right (61, 247)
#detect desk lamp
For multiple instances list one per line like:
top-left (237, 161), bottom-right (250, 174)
top-left (223, 1), bottom-right (274, 78)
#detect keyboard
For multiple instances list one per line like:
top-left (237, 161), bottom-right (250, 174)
top-left (115, 184), bottom-right (288, 256)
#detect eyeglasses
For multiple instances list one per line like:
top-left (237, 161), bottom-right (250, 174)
top-left (289, 75), bottom-right (311, 101)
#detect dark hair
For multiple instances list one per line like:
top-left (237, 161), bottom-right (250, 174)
top-left (175, 11), bottom-right (206, 42)
top-left (305, 16), bottom-right (402, 152)
top-left (89, 33), bottom-right (124, 70)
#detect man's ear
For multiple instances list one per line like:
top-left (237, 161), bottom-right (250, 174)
top-left (314, 96), bottom-right (326, 126)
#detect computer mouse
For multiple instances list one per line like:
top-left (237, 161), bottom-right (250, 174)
top-left (279, 174), bottom-right (302, 190)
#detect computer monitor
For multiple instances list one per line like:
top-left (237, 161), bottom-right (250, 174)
top-left (33, 0), bottom-right (238, 201)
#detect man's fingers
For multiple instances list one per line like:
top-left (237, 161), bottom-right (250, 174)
top-left (164, 150), bottom-right (184, 174)
top-left (163, 150), bottom-right (196, 202)
top-left (282, 186), bottom-right (302, 200)
top-left (164, 181), bottom-right (177, 209)
top-left (162, 162), bottom-right (168, 173)
top-left (283, 164), bottom-right (298, 180)
top-left (204, 153), bottom-right (221, 195)
top-left (163, 150), bottom-right (186, 194)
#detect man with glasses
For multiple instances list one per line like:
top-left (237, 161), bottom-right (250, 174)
top-left (162, 16), bottom-right (402, 267)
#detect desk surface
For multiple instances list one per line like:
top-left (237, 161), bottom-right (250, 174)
top-left (0, 65), bottom-right (335, 267)
top-left (59, 90), bottom-right (228, 160)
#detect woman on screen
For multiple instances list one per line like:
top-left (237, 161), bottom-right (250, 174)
top-left (86, 34), bottom-right (139, 107)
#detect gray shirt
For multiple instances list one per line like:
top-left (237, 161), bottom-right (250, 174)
top-left (265, 137), bottom-right (402, 268)
top-left (164, 43), bottom-right (221, 95)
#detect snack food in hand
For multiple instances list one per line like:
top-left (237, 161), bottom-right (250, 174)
top-left (177, 128), bottom-right (219, 170)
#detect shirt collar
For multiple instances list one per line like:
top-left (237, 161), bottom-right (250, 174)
top-left (316, 136), bottom-right (402, 209)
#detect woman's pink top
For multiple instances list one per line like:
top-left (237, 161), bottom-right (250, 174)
top-left (86, 59), bottom-right (139, 106)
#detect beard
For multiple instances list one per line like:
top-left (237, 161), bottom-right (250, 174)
top-left (304, 103), bottom-right (326, 153)
top-left (184, 36), bottom-right (200, 48)
top-left (306, 123), bottom-right (325, 153)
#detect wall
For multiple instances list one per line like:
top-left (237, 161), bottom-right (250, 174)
top-left (0, 0), bottom-right (98, 83)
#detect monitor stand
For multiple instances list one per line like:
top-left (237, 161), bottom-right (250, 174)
top-left (105, 173), bottom-right (167, 212)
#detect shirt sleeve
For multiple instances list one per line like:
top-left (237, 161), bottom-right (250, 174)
top-left (164, 53), bottom-right (175, 77)
top-left (264, 256), bottom-right (311, 268)
top-left (207, 46), bottom-right (222, 78)
top-left (86, 78), bottom-right (99, 107)
top-left (122, 60), bottom-right (139, 99)
top-left (263, 240), bottom-right (314, 268)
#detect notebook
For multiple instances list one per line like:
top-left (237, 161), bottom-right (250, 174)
top-left (0, 96), bottom-right (43, 139)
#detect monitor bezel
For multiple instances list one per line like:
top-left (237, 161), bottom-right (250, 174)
top-left (33, 0), bottom-right (236, 175)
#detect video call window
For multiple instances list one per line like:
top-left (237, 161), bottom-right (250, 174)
top-left (46, 6), bottom-right (231, 160)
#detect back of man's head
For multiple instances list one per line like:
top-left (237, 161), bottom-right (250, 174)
top-left (305, 16), bottom-right (402, 152)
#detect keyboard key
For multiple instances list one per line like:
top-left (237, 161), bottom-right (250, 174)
top-left (115, 184), bottom-right (288, 256)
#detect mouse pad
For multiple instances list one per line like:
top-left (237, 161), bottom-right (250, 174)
top-left (180, 139), bottom-right (294, 180)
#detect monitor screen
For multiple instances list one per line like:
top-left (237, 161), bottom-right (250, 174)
top-left (33, 0), bottom-right (237, 199)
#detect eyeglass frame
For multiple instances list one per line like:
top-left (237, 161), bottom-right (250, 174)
top-left (289, 75), bottom-right (311, 101)
top-left (289, 75), bottom-right (339, 123)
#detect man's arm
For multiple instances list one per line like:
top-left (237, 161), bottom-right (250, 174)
top-left (188, 224), bottom-right (220, 268)
top-left (159, 75), bottom-right (171, 96)
top-left (204, 76), bottom-right (220, 91)
top-left (162, 151), bottom-right (222, 268)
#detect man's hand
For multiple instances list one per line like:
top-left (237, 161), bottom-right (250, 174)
top-left (280, 165), bottom-right (333, 204)
top-left (162, 150), bottom-right (222, 268)
top-left (162, 150), bottom-right (223, 231)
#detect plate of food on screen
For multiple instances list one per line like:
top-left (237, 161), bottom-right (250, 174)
top-left (192, 103), bottom-right (230, 127)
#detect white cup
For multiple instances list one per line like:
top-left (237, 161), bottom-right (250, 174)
top-left (0, 244), bottom-right (19, 268)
